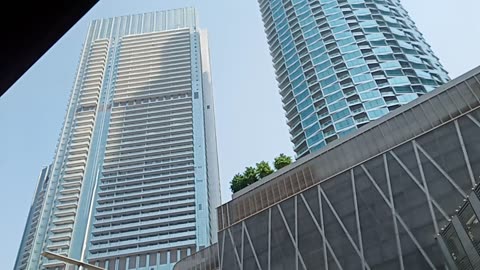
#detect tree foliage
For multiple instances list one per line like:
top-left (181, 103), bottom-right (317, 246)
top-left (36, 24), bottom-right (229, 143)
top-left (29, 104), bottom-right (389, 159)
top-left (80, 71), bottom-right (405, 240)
top-left (244, 166), bottom-right (258, 186)
top-left (230, 154), bottom-right (293, 193)
top-left (256, 161), bottom-right (274, 179)
top-left (274, 153), bottom-right (292, 170)
top-left (230, 173), bottom-right (246, 193)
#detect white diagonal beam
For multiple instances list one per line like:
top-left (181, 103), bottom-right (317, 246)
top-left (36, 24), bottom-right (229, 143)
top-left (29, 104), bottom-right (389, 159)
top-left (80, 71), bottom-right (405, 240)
top-left (300, 192), bottom-right (344, 270)
top-left (413, 140), bottom-right (439, 234)
top-left (389, 151), bottom-right (450, 220)
top-left (361, 165), bottom-right (436, 269)
top-left (413, 141), bottom-right (468, 198)
top-left (276, 204), bottom-right (308, 270)
top-left (242, 222), bottom-right (263, 270)
top-left (454, 120), bottom-right (476, 187)
top-left (351, 169), bottom-right (366, 268)
top-left (320, 187), bottom-right (371, 270)
top-left (228, 228), bottom-right (243, 269)
top-left (384, 154), bottom-right (405, 270)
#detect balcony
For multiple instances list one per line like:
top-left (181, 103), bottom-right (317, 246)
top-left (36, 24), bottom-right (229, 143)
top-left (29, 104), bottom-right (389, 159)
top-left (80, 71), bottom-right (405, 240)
top-left (57, 193), bottom-right (79, 203)
top-left (64, 165), bottom-right (84, 175)
top-left (49, 232), bottom-right (72, 242)
top-left (54, 208), bottom-right (77, 218)
top-left (60, 187), bottom-right (81, 195)
top-left (62, 172), bottom-right (83, 181)
top-left (51, 224), bottom-right (74, 234)
top-left (52, 216), bottom-right (75, 226)
top-left (46, 240), bottom-right (70, 251)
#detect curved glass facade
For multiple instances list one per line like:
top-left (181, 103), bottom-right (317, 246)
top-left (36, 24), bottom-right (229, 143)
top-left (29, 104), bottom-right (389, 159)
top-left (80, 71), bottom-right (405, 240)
top-left (258, 0), bottom-right (450, 157)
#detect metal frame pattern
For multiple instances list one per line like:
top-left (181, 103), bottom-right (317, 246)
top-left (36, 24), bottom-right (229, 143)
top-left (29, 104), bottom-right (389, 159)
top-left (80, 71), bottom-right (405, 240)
top-left (174, 66), bottom-right (480, 269)
top-left (214, 109), bottom-right (480, 269)
top-left (224, 66), bottom-right (480, 228)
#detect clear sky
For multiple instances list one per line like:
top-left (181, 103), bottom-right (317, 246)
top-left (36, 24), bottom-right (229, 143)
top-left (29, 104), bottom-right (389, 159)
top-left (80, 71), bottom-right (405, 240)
top-left (1, 0), bottom-right (479, 268)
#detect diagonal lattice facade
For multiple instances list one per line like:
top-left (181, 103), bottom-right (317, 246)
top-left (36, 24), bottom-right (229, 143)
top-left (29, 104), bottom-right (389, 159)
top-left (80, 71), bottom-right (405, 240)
top-left (175, 66), bottom-right (480, 269)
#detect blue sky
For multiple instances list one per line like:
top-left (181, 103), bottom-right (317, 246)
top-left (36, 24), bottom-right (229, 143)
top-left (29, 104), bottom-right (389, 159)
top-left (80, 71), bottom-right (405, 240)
top-left (1, 0), bottom-right (479, 268)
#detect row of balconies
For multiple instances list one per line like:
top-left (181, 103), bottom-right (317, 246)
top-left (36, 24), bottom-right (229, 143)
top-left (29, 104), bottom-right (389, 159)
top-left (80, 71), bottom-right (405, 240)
top-left (118, 45), bottom-right (190, 62)
top-left (120, 32), bottom-right (190, 48)
top-left (87, 238), bottom-right (197, 259)
top-left (91, 212), bottom-right (195, 233)
top-left (89, 230), bottom-right (195, 252)
top-left (104, 131), bottom-right (192, 151)
top-left (108, 108), bottom-right (192, 129)
top-left (110, 99), bottom-right (191, 119)
top-left (106, 123), bottom-right (192, 141)
top-left (107, 117), bottom-right (192, 137)
top-left (113, 89), bottom-right (191, 104)
top-left (99, 162), bottom-right (194, 185)
top-left (102, 142), bottom-right (193, 161)
top-left (95, 190), bottom-right (194, 210)
top-left (115, 67), bottom-right (191, 84)
top-left (96, 184), bottom-right (194, 204)
top-left (102, 149), bottom-right (192, 170)
top-left (104, 127), bottom-right (192, 147)
top-left (102, 150), bottom-right (192, 170)
top-left (94, 197), bottom-right (194, 218)
top-left (90, 222), bottom-right (195, 243)
top-left (120, 31), bottom-right (190, 49)
top-left (114, 73), bottom-right (191, 89)
top-left (117, 54), bottom-right (191, 71)
top-left (93, 206), bottom-right (195, 227)
top-left (111, 98), bottom-right (191, 117)
top-left (116, 57), bottom-right (190, 73)
top-left (116, 63), bottom-right (190, 78)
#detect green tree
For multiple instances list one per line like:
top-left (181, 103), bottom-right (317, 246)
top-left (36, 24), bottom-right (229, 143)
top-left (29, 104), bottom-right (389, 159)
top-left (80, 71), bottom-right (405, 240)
top-left (230, 173), bottom-right (246, 193)
top-left (274, 153), bottom-right (292, 170)
top-left (243, 166), bottom-right (258, 186)
top-left (256, 161), bottom-right (274, 179)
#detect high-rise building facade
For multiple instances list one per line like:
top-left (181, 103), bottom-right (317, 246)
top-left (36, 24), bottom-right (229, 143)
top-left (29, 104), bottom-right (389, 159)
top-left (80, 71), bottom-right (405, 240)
top-left (14, 8), bottom-right (221, 270)
top-left (258, 0), bottom-right (450, 157)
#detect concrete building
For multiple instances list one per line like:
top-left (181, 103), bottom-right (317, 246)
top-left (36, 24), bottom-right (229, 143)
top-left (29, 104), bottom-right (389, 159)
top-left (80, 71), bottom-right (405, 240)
top-left (14, 8), bottom-right (221, 270)
top-left (258, 0), bottom-right (450, 157)
top-left (174, 66), bottom-right (480, 269)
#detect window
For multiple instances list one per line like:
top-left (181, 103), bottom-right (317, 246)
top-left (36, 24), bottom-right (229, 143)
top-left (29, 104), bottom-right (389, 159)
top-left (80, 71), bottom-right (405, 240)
top-left (380, 61), bottom-right (401, 70)
top-left (305, 123), bottom-right (320, 137)
top-left (360, 90), bottom-right (381, 100)
top-left (323, 83), bottom-right (341, 95)
top-left (350, 65), bottom-right (369, 76)
top-left (344, 51), bottom-right (362, 61)
top-left (332, 108), bottom-right (350, 121)
top-left (320, 75), bottom-right (337, 88)
top-left (368, 108), bottom-right (389, 120)
top-left (352, 74), bottom-right (373, 84)
top-left (388, 76), bottom-right (410, 86)
top-left (328, 99), bottom-right (347, 112)
top-left (334, 117), bottom-right (354, 130)
top-left (364, 98), bottom-right (386, 109)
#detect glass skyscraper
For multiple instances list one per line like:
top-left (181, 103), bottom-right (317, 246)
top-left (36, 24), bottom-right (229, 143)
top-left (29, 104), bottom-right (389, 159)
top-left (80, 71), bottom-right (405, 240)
top-left (14, 8), bottom-right (221, 270)
top-left (258, 0), bottom-right (450, 157)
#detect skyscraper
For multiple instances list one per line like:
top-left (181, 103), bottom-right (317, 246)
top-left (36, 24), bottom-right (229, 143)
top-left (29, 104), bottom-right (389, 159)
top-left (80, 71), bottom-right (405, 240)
top-left (14, 7), bottom-right (221, 270)
top-left (258, 0), bottom-right (449, 157)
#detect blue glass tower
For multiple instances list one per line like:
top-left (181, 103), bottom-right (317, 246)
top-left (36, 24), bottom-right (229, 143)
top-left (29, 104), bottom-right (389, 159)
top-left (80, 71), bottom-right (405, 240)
top-left (14, 8), bottom-right (221, 270)
top-left (258, 0), bottom-right (449, 157)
